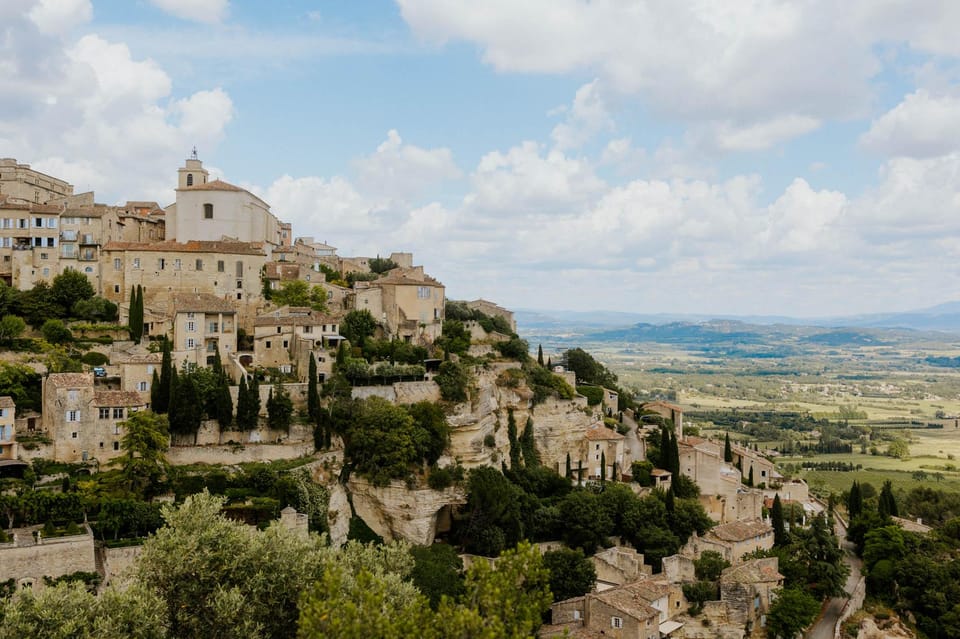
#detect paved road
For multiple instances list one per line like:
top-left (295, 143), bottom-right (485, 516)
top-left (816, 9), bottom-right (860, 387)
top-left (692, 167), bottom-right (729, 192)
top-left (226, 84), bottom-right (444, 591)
top-left (804, 520), bottom-right (862, 639)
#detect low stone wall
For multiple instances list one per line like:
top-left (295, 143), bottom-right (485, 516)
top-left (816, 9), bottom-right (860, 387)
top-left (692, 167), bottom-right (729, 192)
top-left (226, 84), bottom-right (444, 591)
top-left (98, 543), bottom-right (144, 587)
top-left (0, 526), bottom-right (96, 587)
top-left (166, 442), bottom-right (315, 465)
top-left (834, 576), bottom-right (866, 638)
top-left (351, 381), bottom-right (440, 404)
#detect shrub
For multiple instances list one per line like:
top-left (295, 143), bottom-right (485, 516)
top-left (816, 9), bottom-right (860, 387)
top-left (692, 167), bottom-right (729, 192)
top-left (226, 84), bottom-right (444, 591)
top-left (428, 466), bottom-right (454, 490)
top-left (577, 386), bottom-right (604, 406)
top-left (436, 360), bottom-right (470, 402)
top-left (494, 337), bottom-right (529, 360)
top-left (41, 319), bottom-right (72, 344)
top-left (80, 351), bottom-right (109, 366)
top-left (484, 434), bottom-right (496, 448)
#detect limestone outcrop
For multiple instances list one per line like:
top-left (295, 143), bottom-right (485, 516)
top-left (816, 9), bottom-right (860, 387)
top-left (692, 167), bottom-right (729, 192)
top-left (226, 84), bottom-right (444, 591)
top-left (347, 477), bottom-right (466, 545)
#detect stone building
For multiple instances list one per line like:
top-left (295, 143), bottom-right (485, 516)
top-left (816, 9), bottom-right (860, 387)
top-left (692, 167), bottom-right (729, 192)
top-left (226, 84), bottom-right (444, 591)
top-left (0, 158), bottom-right (73, 204)
top-left (592, 546), bottom-right (652, 589)
top-left (681, 520), bottom-right (774, 565)
top-left (42, 373), bottom-right (148, 464)
top-left (0, 199), bottom-right (63, 288)
top-left (254, 306), bottom-right (341, 380)
top-left (543, 579), bottom-right (680, 639)
top-left (0, 397), bottom-right (16, 461)
top-left (465, 298), bottom-right (516, 333)
top-left (165, 155), bottom-right (287, 246)
top-left (169, 292), bottom-right (238, 368)
top-left (352, 266), bottom-right (445, 343)
top-left (640, 401), bottom-right (684, 441)
top-left (719, 557), bottom-right (783, 636)
top-left (730, 443), bottom-right (780, 487)
top-left (583, 423), bottom-right (625, 480)
top-left (102, 240), bottom-right (267, 329)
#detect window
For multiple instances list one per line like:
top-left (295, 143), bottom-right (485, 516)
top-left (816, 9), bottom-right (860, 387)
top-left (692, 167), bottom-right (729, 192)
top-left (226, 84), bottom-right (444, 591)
top-left (137, 381), bottom-right (148, 391)
top-left (187, 173), bottom-right (193, 186)
top-left (236, 261), bottom-right (243, 277)
top-left (34, 217), bottom-right (42, 228)
top-left (66, 410), bottom-right (80, 422)
top-left (158, 258), bottom-right (165, 269)
top-left (282, 340), bottom-right (289, 348)
top-left (40, 252), bottom-right (48, 260)
top-left (114, 285), bottom-right (120, 294)
top-left (277, 327), bottom-right (282, 334)
top-left (208, 322), bottom-right (219, 333)
top-left (47, 218), bottom-right (56, 228)
top-left (611, 617), bottom-right (622, 629)
top-left (573, 611), bottom-right (581, 621)
top-left (46, 237), bottom-right (55, 247)
top-left (186, 312), bottom-right (195, 319)
top-left (265, 341), bottom-right (271, 349)
top-left (237, 292), bottom-right (242, 300)
top-left (113, 441), bottom-right (120, 451)
top-left (147, 365), bottom-right (154, 374)
top-left (217, 260), bottom-right (224, 272)
top-left (68, 390), bottom-right (78, 401)
top-left (133, 258), bottom-right (140, 269)
top-left (99, 408), bottom-right (110, 419)
top-left (186, 338), bottom-right (196, 349)
top-left (0, 408), bottom-right (4, 418)
top-left (417, 286), bottom-right (430, 299)
top-left (195, 259), bottom-right (203, 271)
top-left (186, 321), bottom-right (196, 332)
top-left (303, 325), bottom-right (312, 334)
top-left (174, 259), bottom-right (181, 270)
top-left (280, 364), bottom-right (292, 374)
top-left (203, 203), bottom-right (213, 219)
top-left (114, 258), bottom-right (121, 270)
top-left (236, 280), bottom-right (243, 289)
top-left (71, 431), bottom-right (78, 439)
top-left (113, 407), bottom-right (124, 419)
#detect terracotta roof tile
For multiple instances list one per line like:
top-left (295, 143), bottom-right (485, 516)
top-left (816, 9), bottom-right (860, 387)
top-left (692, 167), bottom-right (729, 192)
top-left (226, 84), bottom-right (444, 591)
top-left (103, 240), bottom-right (265, 255)
top-left (0, 396), bottom-right (14, 408)
top-left (171, 292), bottom-right (237, 314)
top-left (707, 519), bottom-right (772, 543)
top-left (47, 373), bottom-right (93, 388)
top-left (585, 424), bottom-right (624, 441)
top-left (94, 391), bottom-right (147, 406)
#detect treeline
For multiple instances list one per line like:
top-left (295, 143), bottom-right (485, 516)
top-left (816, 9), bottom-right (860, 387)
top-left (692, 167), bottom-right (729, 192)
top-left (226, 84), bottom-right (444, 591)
top-left (0, 271), bottom-right (116, 329)
top-left (800, 461), bottom-right (859, 471)
top-left (846, 481), bottom-right (960, 638)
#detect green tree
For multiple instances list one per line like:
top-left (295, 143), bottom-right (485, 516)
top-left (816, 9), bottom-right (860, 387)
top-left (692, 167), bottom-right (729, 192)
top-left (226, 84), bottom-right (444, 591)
top-left (537, 344), bottom-right (544, 366)
top-left (520, 417), bottom-right (539, 468)
top-left (724, 432), bottom-right (732, 462)
top-left (436, 360), bottom-right (470, 402)
top-left (878, 479), bottom-right (898, 517)
top-left (266, 379), bottom-right (293, 432)
top-left (693, 550), bottom-right (730, 581)
top-left (847, 480), bottom-right (863, 520)
top-left (766, 587), bottom-right (821, 638)
top-left (0, 314), bottom-right (26, 344)
top-left (543, 547), bottom-right (596, 602)
top-left (307, 353), bottom-right (320, 425)
top-left (168, 370), bottom-right (201, 441)
top-left (41, 318), bottom-right (72, 344)
top-left (341, 309), bottom-right (378, 347)
top-left (886, 439), bottom-right (910, 459)
top-left (71, 296), bottom-right (118, 322)
top-left (270, 280), bottom-right (327, 311)
top-left (0, 362), bottom-right (42, 411)
top-left (152, 340), bottom-right (172, 414)
top-left (112, 410), bottom-right (169, 497)
top-left (407, 400), bottom-right (450, 466)
top-left (368, 256), bottom-right (398, 274)
top-left (558, 490), bottom-right (610, 553)
top-left (772, 494), bottom-right (788, 546)
top-left (18, 281), bottom-right (62, 326)
top-left (50, 269), bottom-right (95, 315)
top-left (410, 544), bottom-right (465, 610)
top-left (507, 409), bottom-right (520, 470)
top-left (564, 348), bottom-right (617, 387)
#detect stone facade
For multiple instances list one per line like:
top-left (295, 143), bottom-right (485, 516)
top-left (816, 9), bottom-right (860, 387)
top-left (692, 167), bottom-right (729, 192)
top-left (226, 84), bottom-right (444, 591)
top-left (0, 525), bottom-right (96, 589)
top-left (593, 546), bottom-right (652, 589)
top-left (719, 557), bottom-right (783, 633)
top-left (465, 298), bottom-right (516, 333)
top-left (253, 306), bottom-right (341, 379)
top-left (0, 396), bottom-right (16, 461)
top-left (682, 520), bottom-right (774, 565)
top-left (169, 292), bottom-right (238, 368)
top-left (0, 158), bottom-right (73, 204)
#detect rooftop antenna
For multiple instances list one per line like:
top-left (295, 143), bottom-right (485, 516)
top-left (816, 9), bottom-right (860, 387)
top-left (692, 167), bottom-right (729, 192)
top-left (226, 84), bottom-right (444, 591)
top-left (190, 146), bottom-right (198, 160)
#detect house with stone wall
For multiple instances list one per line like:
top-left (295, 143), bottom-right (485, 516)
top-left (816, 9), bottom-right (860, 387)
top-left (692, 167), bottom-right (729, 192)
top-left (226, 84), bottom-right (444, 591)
top-left (169, 292), bottom-right (238, 369)
top-left (254, 306), bottom-right (342, 381)
top-left (542, 579), bottom-right (679, 639)
top-left (681, 519), bottom-right (774, 565)
top-left (719, 557), bottom-right (783, 636)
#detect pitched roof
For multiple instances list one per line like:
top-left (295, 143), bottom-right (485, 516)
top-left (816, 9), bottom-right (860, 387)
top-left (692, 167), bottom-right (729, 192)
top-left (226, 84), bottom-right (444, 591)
top-left (720, 557), bottom-right (782, 584)
top-left (264, 262), bottom-right (301, 280)
top-left (47, 373), bottom-right (93, 388)
top-left (177, 179), bottom-right (271, 208)
top-left (94, 391), bottom-right (147, 407)
top-left (255, 306), bottom-right (338, 327)
top-left (171, 292), bottom-right (237, 314)
top-left (374, 269), bottom-right (444, 288)
top-left (103, 240), bottom-right (265, 255)
top-left (592, 582), bottom-right (662, 620)
top-left (585, 424), bottom-right (625, 441)
top-left (0, 396), bottom-right (14, 408)
top-left (707, 520), bottom-right (772, 543)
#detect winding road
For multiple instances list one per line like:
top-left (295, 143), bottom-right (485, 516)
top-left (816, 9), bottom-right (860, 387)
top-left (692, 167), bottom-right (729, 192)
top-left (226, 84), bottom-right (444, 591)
top-left (804, 519), bottom-right (862, 639)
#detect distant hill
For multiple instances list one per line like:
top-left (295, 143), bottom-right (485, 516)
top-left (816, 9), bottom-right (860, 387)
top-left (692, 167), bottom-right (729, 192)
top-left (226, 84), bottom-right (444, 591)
top-left (517, 300), bottom-right (960, 335)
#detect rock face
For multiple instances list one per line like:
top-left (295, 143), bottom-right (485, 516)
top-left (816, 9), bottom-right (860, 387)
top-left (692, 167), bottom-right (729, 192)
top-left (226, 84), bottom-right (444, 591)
top-left (445, 365), bottom-right (597, 473)
top-left (327, 483), bottom-right (351, 547)
top-left (348, 477), bottom-right (466, 545)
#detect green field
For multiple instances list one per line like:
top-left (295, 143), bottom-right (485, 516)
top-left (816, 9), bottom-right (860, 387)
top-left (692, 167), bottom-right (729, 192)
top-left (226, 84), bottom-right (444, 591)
top-left (797, 467), bottom-right (960, 496)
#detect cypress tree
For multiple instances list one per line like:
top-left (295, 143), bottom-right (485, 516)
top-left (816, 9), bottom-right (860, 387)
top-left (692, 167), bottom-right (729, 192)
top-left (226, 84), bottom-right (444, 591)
top-left (546, 357), bottom-right (552, 369)
top-left (248, 373), bottom-right (261, 430)
top-left (237, 375), bottom-right (252, 431)
top-left (724, 432), bottom-right (733, 463)
top-left (134, 285), bottom-right (144, 340)
top-left (879, 480), bottom-right (898, 518)
top-left (847, 481), bottom-right (862, 520)
top-left (128, 286), bottom-right (138, 340)
top-left (577, 459), bottom-right (583, 485)
top-left (507, 409), bottom-right (521, 470)
top-left (520, 417), bottom-right (539, 468)
top-left (153, 339), bottom-right (172, 414)
top-left (600, 451), bottom-right (606, 482)
top-left (665, 486), bottom-right (675, 512)
top-left (150, 368), bottom-right (161, 410)
top-left (537, 344), bottom-right (544, 366)
top-left (772, 494), bottom-right (788, 546)
top-left (307, 353), bottom-right (320, 425)
top-left (747, 465), bottom-right (754, 487)
top-left (267, 379), bottom-right (293, 432)
top-left (565, 452), bottom-right (572, 480)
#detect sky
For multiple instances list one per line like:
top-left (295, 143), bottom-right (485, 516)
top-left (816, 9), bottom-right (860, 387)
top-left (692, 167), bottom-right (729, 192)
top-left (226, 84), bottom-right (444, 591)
top-left (4, 0), bottom-right (960, 318)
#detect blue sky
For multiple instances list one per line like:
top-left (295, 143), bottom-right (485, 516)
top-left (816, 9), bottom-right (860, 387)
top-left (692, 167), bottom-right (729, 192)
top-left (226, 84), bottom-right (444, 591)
top-left (5, 0), bottom-right (960, 317)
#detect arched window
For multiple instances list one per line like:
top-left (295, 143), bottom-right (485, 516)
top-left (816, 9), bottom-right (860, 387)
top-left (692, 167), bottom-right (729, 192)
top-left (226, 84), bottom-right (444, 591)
top-left (204, 203), bottom-right (213, 219)
top-left (186, 173), bottom-right (194, 186)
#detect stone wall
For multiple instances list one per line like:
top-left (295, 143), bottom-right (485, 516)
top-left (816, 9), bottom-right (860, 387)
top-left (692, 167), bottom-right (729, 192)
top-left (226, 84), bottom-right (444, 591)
top-left (98, 543), bottom-right (144, 587)
top-left (0, 526), bottom-right (96, 587)
top-left (350, 381), bottom-right (440, 404)
top-left (166, 442), bottom-right (314, 465)
top-left (834, 576), bottom-right (866, 639)
top-left (662, 554), bottom-right (696, 583)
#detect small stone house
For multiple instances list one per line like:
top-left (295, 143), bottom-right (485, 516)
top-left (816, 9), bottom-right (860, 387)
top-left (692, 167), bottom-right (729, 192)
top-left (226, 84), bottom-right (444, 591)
top-left (719, 557), bottom-right (783, 635)
top-left (584, 423), bottom-right (625, 481)
top-left (682, 520), bottom-right (774, 565)
top-left (254, 306), bottom-right (342, 380)
top-left (544, 579), bottom-right (675, 639)
top-left (170, 291), bottom-right (238, 368)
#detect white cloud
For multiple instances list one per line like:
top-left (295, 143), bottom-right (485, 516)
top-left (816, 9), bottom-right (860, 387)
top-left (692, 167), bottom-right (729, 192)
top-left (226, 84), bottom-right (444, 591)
top-left (550, 80), bottom-right (613, 150)
top-left (706, 115), bottom-right (821, 152)
top-left (0, 2), bottom-right (234, 204)
top-left (860, 90), bottom-right (960, 158)
top-left (149, 0), bottom-right (229, 24)
top-left (467, 142), bottom-right (605, 215)
top-left (28, 0), bottom-right (91, 35)
top-left (398, 0), bottom-right (878, 129)
top-left (352, 130), bottom-right (462, 201)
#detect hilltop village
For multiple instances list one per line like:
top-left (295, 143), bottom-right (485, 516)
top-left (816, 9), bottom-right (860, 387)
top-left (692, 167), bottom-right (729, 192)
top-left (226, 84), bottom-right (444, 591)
top-left (0, 156), bottom-right (837, 639)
